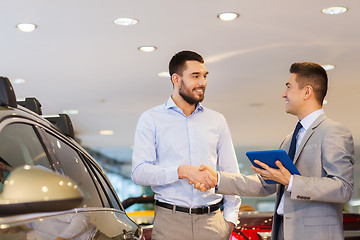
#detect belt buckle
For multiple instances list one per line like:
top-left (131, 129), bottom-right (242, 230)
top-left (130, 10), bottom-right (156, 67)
top-left (189, 207), bottom-right (192, 215)
top-left (207, 206), bottom-right (210, 214)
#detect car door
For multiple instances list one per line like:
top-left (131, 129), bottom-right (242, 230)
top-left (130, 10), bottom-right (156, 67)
top-left (0, 119), bottom-right (142, 240)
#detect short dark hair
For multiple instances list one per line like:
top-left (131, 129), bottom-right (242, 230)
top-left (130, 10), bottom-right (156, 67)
top-left (169, 50), bottom-right (204, 78)
top-left (290, 62), bottom-right (328, 105)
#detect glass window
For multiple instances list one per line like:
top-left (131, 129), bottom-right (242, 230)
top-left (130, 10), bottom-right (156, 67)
top-left (0, 123), bottom-right (51, 169)
top-left (0, 123), bottom-right (52, 192)
top-left (42, 132), bottom-right (103, 208)
top-left (82, 154), bottom-right (122, 210)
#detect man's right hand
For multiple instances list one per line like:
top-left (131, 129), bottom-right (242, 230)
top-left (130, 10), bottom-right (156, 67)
top-left (193, 164), bottom-right (218, 191)
top-left (178, 165), bottom-right (217, 191)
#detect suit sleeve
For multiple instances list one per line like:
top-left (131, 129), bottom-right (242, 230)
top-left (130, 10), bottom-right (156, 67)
top-left (291, 123), bottom-right (354, 203)
top-left (218, 171), bottom-right (277, 197)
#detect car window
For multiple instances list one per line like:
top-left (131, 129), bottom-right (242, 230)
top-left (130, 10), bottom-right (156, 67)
top-left (0, 123), bottom-right (52, 169)
top-left (41, 131), bottom-right (103, 208)
top-left (0, 123), bottom-right (52, 192)
top-left (82, 154), bottom-right (123, 211)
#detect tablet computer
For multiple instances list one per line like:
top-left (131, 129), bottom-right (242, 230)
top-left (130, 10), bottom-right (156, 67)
top-left (246, 149), bottom-right (301, 184)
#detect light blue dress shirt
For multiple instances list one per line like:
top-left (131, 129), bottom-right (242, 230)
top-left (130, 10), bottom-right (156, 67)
top-left (132, 97), bottom-right (241, 223)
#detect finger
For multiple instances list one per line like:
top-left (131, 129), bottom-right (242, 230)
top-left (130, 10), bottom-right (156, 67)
top-left (252, 166), bottom-right (267, 175)
top-left (199, 164), bottom-right (206, 171)
top-left (200, 185), bottom-right (209, 192)
top-left (206, 172), bottom-right (217, 186)
top-left (188, 180), bottom-right (193, 185)
top-left (194, 182), bottom-right (201, 189)
top-left (253, 160), bottom-right (270, 170)
top-left (275, 160), bottom-right (285, 170)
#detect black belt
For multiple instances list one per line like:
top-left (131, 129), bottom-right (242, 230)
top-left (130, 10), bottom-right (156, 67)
top-left (155, 200), bottom-right (220, 215)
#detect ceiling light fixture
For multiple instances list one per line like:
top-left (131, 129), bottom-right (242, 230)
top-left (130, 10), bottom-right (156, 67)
top-left (11, 78), bottom-right (26, 84)
top-left (158, 72), bottom-right (170, 78)
top-left (63, 109), bottom-right (79, 115)
top-left (138, 46), bottom-right (157, 52)
top-left (113, 17), bottom-right (138, 26)
top-left (321, 7), bottom-right (347, 15)
top-left (16, 23), bottom-right (37, 32)
top-left (217, 12), bottom-right (239, 21)
top-left (321, 64), bottom-right (335, 71)
top-left (100, 130), bottom-right (114, 135)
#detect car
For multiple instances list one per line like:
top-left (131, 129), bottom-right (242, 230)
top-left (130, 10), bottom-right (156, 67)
top-left (123, 194), bottom-right (360, 240)
top-left (0, 77), bottom-right (143, 240)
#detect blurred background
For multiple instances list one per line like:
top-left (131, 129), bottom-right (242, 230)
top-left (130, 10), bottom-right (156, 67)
top-left (2, 0), bottom-right (359, 212)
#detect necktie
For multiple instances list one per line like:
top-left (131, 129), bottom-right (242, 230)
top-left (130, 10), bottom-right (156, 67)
top-left (287, 121), bottom-right (302, 161)
top-left (275, 121), bottom-right (303, 239)
top-left (278, 121), bottom-right (302, 200)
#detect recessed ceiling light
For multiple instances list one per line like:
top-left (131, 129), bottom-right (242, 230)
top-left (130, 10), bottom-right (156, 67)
top-left (16, 23), bottom-right (37, 32)
top-left (321, 64), bottom-right (335, 71)
top-left (113, 17), bottom-right (138, 26)
top-left (11, 78), bottom-right (26, 84)
top-left (63, 109), bottom-right (79, 115)
top-left (321, 7), bottom-right (347, 15)
top-left (217, 12), bottom-right (239, 21)
top-left (100, 130), bottom-right (114, 135)
top-left (158, 72), bottom-right (170, 78)
top-left (138, 46), bottom-right (157, 52)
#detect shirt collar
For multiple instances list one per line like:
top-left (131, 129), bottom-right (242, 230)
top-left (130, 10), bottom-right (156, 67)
top-left (300, 108), bottom-right (324, 131)
top-left (165, 96), bottom-right (204, 114)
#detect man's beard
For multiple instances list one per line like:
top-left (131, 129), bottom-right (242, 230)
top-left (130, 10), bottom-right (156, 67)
top-left (179, 80), bottom-right (205, 105)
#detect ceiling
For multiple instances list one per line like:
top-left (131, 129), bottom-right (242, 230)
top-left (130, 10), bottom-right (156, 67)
top-left (2, 0), bottom-right (360, 160)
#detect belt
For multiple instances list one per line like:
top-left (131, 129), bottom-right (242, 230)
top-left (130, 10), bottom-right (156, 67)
top-left (155, 200), bottom-right (220, 215)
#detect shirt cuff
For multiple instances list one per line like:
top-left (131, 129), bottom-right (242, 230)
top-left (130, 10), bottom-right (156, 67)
top-left (167, 165), bottom-right (180, 183)
top-left (223, 210), bottom-right (238, 226)
top-left (286, 175), bottom-right (294, 192)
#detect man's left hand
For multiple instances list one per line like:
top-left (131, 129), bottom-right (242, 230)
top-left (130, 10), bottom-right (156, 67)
top-left (228, 221), bottom-right (235, 232)
top-left (251, 160), bottom-right (291, 186)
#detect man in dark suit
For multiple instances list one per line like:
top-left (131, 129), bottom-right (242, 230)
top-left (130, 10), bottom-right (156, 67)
top-left (195, 62), bottom-right (354, 240)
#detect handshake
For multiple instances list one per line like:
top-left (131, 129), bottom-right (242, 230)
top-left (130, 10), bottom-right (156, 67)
top-left (178, 164), bottom-right (218, 192)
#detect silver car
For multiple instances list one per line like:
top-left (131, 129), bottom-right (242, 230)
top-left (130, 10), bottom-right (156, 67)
top-left (0, 77), bottom-right (143, 240)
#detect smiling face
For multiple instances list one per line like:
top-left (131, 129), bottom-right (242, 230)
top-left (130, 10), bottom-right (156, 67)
top-left (176, 60), bottom-right (208, 105)
top-left (282, 73), bottom-right (307, 118)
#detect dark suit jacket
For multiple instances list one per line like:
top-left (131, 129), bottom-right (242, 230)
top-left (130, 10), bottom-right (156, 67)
top-left (218, 115), bottom-right (354, 240)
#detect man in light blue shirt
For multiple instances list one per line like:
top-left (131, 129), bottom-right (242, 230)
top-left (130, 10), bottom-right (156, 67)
top-left (132, 50), bottom-right (241, 240)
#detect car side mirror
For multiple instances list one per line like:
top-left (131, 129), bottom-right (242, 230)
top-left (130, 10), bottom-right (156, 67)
top-left (0, 165), bottom-right (83, 216)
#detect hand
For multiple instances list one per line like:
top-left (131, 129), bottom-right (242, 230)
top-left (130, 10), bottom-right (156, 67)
top-left (178, 165), bottom-right (217, 190)
top-left (227, 221), bottom-right (235, 232)
top-left (190, 164), bottom-right (218, 192)
top-left (251, 160), bottom-right (291, 186)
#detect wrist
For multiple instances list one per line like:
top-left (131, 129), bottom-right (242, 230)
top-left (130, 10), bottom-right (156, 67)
top-left (177, 165), bottom-right (186, 179)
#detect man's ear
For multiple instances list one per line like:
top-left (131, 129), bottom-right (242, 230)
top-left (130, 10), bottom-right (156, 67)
top-left (172, 73), bottom-right (181, 87)
top-left (303, 85), bottom-right (313, 100)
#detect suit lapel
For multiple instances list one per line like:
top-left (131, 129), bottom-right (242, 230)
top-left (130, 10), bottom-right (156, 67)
top-left (293, 114), bottom-right (327, 164)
